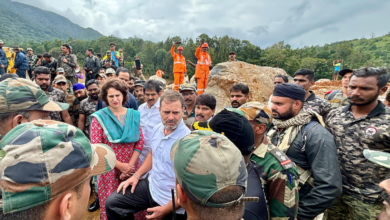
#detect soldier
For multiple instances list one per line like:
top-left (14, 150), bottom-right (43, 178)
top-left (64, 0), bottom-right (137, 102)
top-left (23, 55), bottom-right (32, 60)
top-left (54, 75), bottom-right (76, 125)
top-left (194, 94), bottom-right (216, 122)
top-left (78, 79), bottom-right (100, 137)
top-left (179, 83), bottom-right (197, 128)
top-left (171, 130), bottom-right (257, 220)
top-left (72, 83), bottom-right (88, 134)
top-left (101, 51), bottom-right (117, 70)
top-left (57, 43), bottom-right (78, 84)
top-left (325, 67), bottom-right (390, 219)
top-left (293, 68), bottom-right (332, 118)
top-left (40, 52), bottom-right (57, 82)
top-left (97, 72), bottom-right (107, 88)
top-left (363, 150), bottom-right (390, 219)
top-left (230, 83), bottom-right (249, 108)
top-left (0, 120), bottom-right (116, 220)
top-left (325, 69), bottom-right (353, 108)
top-left (228, 51), bottom-right (238, 62)
top-left (134, 80), bottom-right (145, 106)
top-left (83, 48), bottom-right (101, 83)
top-left (26, 48), bottom-right (36, 80)
top-left (268, 83), bottom-right (342, 219)
top-left (34, 66), bottom-right (73, 125)
top-left (193, 105), bottom-right (299, 219)
top-left (56, 67), bottom-right (73, 94)
top-left (0, 40), bottom-right (8, 76)
top-left (105, 67), bottom-right (116, 79)
top-left (31, 54), bottom-right (43, 73)
top-left (0, 77), bottom-right (68, 140)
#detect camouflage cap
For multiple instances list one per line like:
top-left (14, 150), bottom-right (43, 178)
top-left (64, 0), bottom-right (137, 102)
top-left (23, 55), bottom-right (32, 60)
top-left (12, 46), bottom-right (20, 50)
top-left (0, 120), bottom-right (116, 213)
top-left (54, 75), bottom-right (67, 84)
top-left (56, 67), bottom-right (65, 73)
top-left (134, 80), bottom-right (145, 87)
top-left (0, 78), bottom-right (69, 113)
top-left (238, 101), bottom-right (273, 126)
top-left (171, 130), bottom-right (257, 208)
top-left (179, 83), bottom-right (197, 92)
top-left (97, 73), bottom-right (107, 79)
top-left (106, 50), bottom-right (111, 55)
top-left (363, 149), bottom-right (390, 169)
top-left (26, 48), bottom-right (33, 51)
top-left (106, 68), bottom-right (115, 75)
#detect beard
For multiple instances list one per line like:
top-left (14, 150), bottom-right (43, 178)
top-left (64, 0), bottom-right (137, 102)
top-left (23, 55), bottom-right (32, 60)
top-left (231, 101), bottom-right (241, 108)
top-left (272, 105), bottom-right (295, 120)
top-left (79, 94), bottom-right (88, 101)
top-left (349, 93), bottom-right (379, 106)
top-left (90, 94), bottom-right (99, 100)
top-left (162, 119), bottom-right (180, 130)
top-left (129, 87), bottom-right (135, 94)
top-left (39, 84), bottom-right (49, 90)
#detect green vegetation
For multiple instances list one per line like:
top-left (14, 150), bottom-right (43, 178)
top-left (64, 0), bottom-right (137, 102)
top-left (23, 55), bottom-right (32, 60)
top-left (0, 0), bottom-right (102, 44)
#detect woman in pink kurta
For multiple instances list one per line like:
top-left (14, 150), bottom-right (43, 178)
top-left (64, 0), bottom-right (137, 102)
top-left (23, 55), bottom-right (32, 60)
top-left (90, 79), bottom-right (146, 220)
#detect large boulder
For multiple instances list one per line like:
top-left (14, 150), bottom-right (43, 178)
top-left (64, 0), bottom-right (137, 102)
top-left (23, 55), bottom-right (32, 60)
top-left (204, 61), bottom-right (288, 113)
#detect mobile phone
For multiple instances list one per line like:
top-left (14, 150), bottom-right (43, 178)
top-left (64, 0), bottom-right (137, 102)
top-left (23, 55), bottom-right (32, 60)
top-left (135, 59), bottom-right (141, 70)
top-left (176, 41), bottom-right (181, 45)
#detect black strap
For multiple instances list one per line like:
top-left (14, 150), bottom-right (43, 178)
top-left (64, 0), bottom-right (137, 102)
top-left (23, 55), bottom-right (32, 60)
top-left (326, 89), bottom-right (340, 100)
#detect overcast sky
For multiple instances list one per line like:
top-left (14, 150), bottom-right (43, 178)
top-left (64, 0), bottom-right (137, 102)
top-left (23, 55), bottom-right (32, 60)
top-left (14, 0), bottom-right (390, 48)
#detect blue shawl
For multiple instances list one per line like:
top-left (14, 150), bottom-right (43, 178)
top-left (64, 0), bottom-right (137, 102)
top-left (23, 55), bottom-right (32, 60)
top-left (90, 107), bottom-right (140, 143)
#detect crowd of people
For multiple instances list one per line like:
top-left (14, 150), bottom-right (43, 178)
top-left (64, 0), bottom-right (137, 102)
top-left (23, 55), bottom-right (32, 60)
top-left (0, 39), bottom-right (390, 220)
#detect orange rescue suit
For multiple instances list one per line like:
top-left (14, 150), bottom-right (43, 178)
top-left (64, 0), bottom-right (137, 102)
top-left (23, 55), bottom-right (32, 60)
top-left (171, 46), bottom-right (187, 91)
top-left (156, 69), bottom-right (164, 78)
top-left (194, 47), bottom-right (211, 94)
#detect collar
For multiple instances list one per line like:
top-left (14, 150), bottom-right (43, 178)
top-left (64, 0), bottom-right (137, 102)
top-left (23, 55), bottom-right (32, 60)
top-left (252, 143), bottom-right (268, 158)
top-left (144, 98), bottom-right (160, 109)
top-left (160, 120), bottom-right (186, 139)
top-left (207, 116), bottom-right (213, 122)
top-left (87, 96), bottom-right (99, 102)
top-left (342, 101), bottom-right (386, 118)
top-left (305, 91), bottom-right (316, 101)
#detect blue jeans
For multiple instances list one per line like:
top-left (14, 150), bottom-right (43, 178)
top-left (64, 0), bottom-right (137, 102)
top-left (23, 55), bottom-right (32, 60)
top-left (16, 69), bottom-right (27, 78)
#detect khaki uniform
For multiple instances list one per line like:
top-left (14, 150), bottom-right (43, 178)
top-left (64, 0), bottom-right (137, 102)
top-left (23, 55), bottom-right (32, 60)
top-left (325, 102), bottom-right (390, 219)
top-left (324, 89), bottom-right (349, 109)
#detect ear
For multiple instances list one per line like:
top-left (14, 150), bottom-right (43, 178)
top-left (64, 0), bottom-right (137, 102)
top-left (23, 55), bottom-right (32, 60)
top-left (246, 95), bottom-right (250, 101)
top-left (380, 86), bottom-right (388, 96)
top-left (257, 124), bottom-right (267, 135)
top-left (12, 115), bottom-right (27, 128)
top-left (212, 109), bottom-right (215, 115)
top-left (58, 192), bottom-right (73, 220)
top-left (176, 183), bottom-right (188, 206)
top-left (310, 80), bottom-right (315, 86)
top-left (293, 100), bottom-right (302, 111)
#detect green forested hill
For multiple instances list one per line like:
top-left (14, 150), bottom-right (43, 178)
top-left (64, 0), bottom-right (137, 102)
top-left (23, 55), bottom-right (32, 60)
top-left (0, 0), bottom-right (103, 44)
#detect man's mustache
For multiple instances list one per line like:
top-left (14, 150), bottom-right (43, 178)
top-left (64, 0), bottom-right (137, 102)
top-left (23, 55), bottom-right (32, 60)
top-left (196, 114), bottom-right (204, 118)
top-left (348, 96), bottom-right (364, 101)
top-left (185, 99), bottom-right (192, 102)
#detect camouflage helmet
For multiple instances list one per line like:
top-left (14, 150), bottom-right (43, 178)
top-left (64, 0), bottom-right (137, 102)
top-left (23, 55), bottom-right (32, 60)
top-left (0, 78), bottom-right (69, 113)
top-left (171, 130), bottom-right (258, 207)
top-left (0, 120), bottom-right (116, 213)
top-left (106, 68), bottom-right (115, 75)
top-left (363, 149), bottom-right (390, 169)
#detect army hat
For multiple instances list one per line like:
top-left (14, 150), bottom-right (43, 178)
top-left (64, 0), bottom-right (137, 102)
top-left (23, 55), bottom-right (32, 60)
top-left (171, 130), bottom-right (257, 208)
top-left (339, 69), bottom-right (353, 77)
top-left (12, 46), bottom-right (20, 50)
top-left (106, 50), bottom-right (111, 55)
top-left (56, 67), bottom-right (65, 73)
top-left (0, 120), bottom-right (116, 213)
top-left (0, 78), bottom-right (69, 113)
top-left (192, 108), bottom-right (255, 155)
top-left (229, 51), bottom-right (236, 55)
top-left (134, 80), bottom-right (145, 87)
top-left (26, 48), bottom-right (33, 51)
top-left (363, 149), bottom-right (390, 169)
top-left (97, 73), bottom-right (107, 79)
top-left (238, 101), bottom-right (273, 127)
top-left (179, 83), bottom-right (197, 92)
top-left (54, 75), bottom-right (67, 84)
top-left (106, 68), bottom-right (115, 75)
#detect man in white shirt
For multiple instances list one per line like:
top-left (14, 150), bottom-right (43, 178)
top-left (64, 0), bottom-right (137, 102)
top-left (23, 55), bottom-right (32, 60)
top-left (137, 80), bottom-right (162, 165)
top-left (105, 90), bottom-right (190, 220)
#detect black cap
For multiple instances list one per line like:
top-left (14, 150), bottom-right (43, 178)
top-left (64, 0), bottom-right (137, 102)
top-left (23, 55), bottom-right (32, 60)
top-left (193, 109), bottom-right (255, 155)
top-left (339, 69), bottom-right (353, 77)
top-left (273, 83), bottom-right (306, 102)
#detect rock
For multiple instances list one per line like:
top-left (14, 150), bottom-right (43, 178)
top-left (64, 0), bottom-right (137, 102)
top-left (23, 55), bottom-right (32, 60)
top-left (204, 61), bottom-right (289, 113)
top-left (316, 79), bottom-right (331, 83)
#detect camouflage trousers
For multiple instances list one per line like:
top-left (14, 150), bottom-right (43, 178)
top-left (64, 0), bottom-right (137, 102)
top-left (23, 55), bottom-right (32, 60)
top-left (324, 194), bottom-right (383, 220)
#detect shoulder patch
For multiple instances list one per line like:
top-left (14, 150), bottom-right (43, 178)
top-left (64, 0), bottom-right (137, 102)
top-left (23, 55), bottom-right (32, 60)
top-left (268, 147), bottom-right (295, 170)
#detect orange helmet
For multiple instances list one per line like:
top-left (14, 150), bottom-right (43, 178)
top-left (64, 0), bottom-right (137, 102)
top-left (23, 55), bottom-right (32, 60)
top-left (177, 46), bottom-right (184, 51)
top-left (201, 43), bottom-right (209, 48)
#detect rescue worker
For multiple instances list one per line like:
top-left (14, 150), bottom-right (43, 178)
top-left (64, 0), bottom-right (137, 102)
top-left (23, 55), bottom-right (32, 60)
top-left (228, 51), bottom-right (237, 62)
top-left (155, 69), bottom-right (164, 78)
top-left (268, 83), bottom-right (342, 219)
top-left (53, 75), bottom-right (76, 124)
top-left (194, 40), bottom-right (212, 95)
top-left (0, 40), bottom-right (8, 76)
top-left (171, 42), bottom-right (187, 91)
top-left (12, 46), bottom-right (29, 79)
top-left (325, 69), bottom-right (353, 108)
top-left (325, 67), bottom-right (390, 219)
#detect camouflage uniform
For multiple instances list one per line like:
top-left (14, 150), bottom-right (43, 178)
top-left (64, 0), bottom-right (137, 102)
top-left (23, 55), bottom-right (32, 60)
top-left (72, 98), bottom-right (82, 128)
top-left (183, 106), bottom-right (195, 128)
top-left (79, 97), bottom-right (97, 136)
top-left (40, 58), bottom-right (58, 81)
top-left (44, 86), bottom-right (67, 122)
top-left (325, 102), bottom-right (390, 219)
top-left (304, 91), bottom-right (332, 118)
top-left (54, 75), bottom-right (76, 124)
top-left (57, 53), bottom-right (78, 84)
top-left (251, 144), bottom-right (299, 219)
top-left (0, 120), bottom-right (116, 214)
top-left (27, 54), bottom-right (36, 79)
top-left (101, 58), bottom-right (116, 70)
top-left (324, 89), bottom-right (349, 109)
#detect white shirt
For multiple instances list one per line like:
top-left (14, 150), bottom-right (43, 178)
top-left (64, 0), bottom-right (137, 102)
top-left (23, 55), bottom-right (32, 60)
top-left (138, 99), bottom-right (161, 165)
top-left (149, 120), bottom-right (190, 214)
